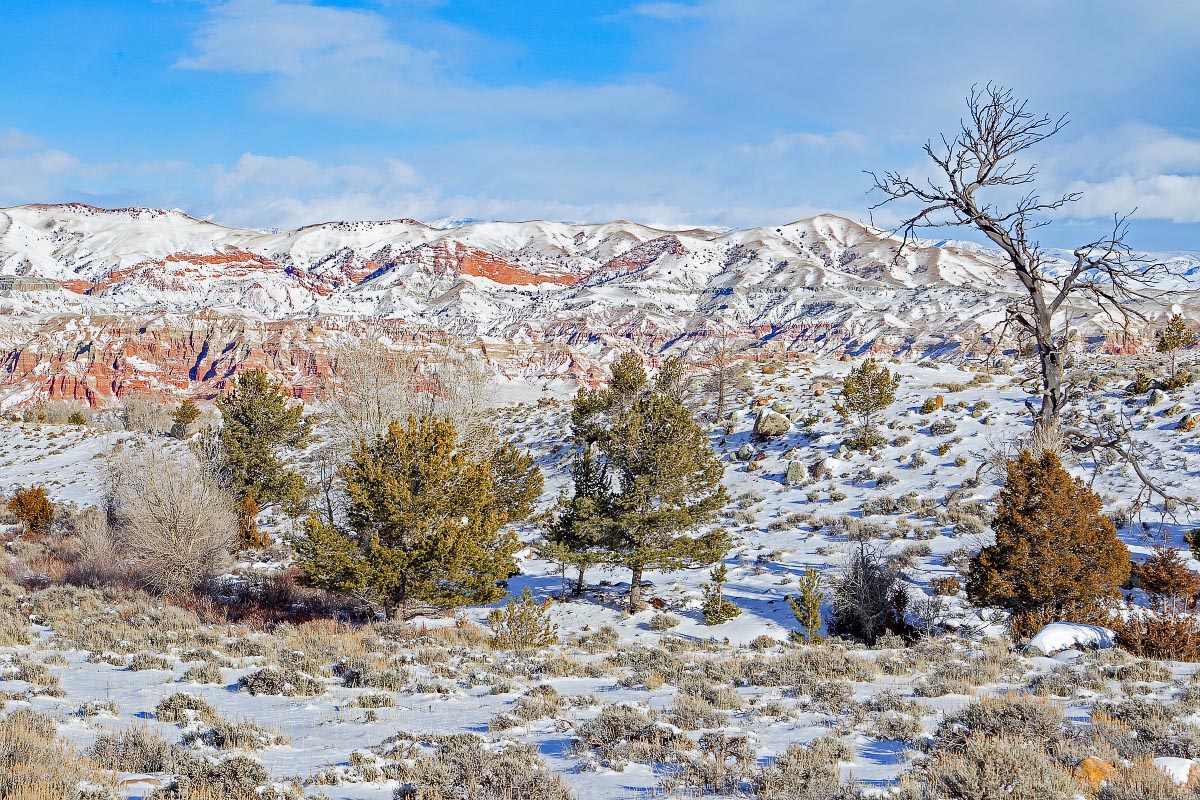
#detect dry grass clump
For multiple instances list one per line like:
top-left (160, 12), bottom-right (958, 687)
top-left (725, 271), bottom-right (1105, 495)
top-left (933, 696), bottom-right (1065, 753)
top-left (668, 731), bottom-right (755, 795)
top-left (128, 652), bottom-right (173, 671)
top-left (533, 653), bottom-right (591, 678)
top-left (156, 693), bottom-right (219, 725)
top-left (180, 663), bottom-right (226, 685)
top-left (1026, 663), bottom-right (1109, 697)
top-left (750, 736), bottom-right (856, 799)
top-left (1107, 659), bottom-right (1173, 683)
top-left (739, 645), bottom-right (878, 688)
top-left (670, 693), bottom-right (726, 730)
top-left (238, 667), bottom-right (324, 697)
top-left (274, 619), bottom-right (382, 671)
top-left (0, 708), bottom-right (118, 800)
top-left (335, 658), bottom-right (410, 691)
top-left (148, 754), bottom-right (293, 800)
top-left (11, 657), bottom-right (60, 689)
top-left (87, 724), bottom-right (178, 772)
top-left (490, 685), bottom-right (565, 731)
top-left (572, 705), bottom-right (691, 770)
top-left (574, 624), bottom-right (620, 654)
top-left (380, 733), bottom-right (575, 800)
top-left (1084, 700), bottom-right (1200, 760)
top-left (182, 720), bottom-right (290, 751)
top-left (0, 584), bottom-right (31, 646)
top-left (21, 584), bottom-right (205, 655)
top-left (1097, 757), bottom-right (1200, 800)
top-left (900, 735), bottom-right (1083, 799)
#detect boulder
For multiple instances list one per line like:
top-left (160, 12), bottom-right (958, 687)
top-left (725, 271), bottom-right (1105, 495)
top-left (1071, 757), bottom-right (1114, 790)
top-left (753, 409), bottom-right (792, 439)
top-left (785, 461), bottom-right (806, 486)
top-left (734, 444), bottom-right (755, 461)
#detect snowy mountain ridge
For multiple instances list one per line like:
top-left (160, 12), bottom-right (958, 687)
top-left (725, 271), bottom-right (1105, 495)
top-left (0, 203), bottom-right (1196, 407)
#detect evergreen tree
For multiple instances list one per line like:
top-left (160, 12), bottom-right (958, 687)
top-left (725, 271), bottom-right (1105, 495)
top-left (1156, 313), bottom-right (1196, 383)
top-left (565, 353), bottom-right (729, 611)
top-left (293, 416), bottom-right (541, 616)
top-left (209, 369), bottom-right (310, 537)
top-left (170, 399), bottom-right (201, 440)
top-left (570, 351), bottom-right (647, 444)
top-left (7, 486), bottom-right (54, 537)
top-left (789, 566), bottom-right (825, 643)
top-left (967, 450), bottom-right (1130, 627)
top-left (600, 392), bottom-right (729, 611)
top-left (701, 563), bottom-right (740, 624)
top-left (546, 445), bottom-right (611, 596)
top-left (835, 358), bottom-right (900, 448)
top-left (1134, 546), bottom-right (1200, 612)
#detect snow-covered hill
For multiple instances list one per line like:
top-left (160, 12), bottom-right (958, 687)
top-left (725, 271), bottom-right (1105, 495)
top-left (0, 203), bottom-right (1197, 407)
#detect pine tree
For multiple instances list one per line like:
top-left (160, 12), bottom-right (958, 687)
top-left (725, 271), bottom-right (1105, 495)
top-left (546, 445), bottom-right (611, 596)
top-left (788, 566), bottom-right (825, 643)
top-left (1156, 313), bottom-right (1196, 384)
top-left (170, 399), bottom-right (201, 440)
top-left (701, 563), bottom-right (740, 624)
top-left (967, 450), bottom-right (1130, 627)
top-left (570, 351), bottom-right (647, 444)
top-left (208, 369), bottom-right (310, 538)
top-left (599, 391), bottom-right (729, 611)
top-left (836, 358), bottom-right (900, 449)
top-left (293, 416), bottom-right (541, 616)
top-left (565, 353), bottom-right (729, 611)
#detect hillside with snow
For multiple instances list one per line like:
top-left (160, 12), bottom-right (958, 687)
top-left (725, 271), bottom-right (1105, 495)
top-left (0, 203), bottom-right (1197, 409)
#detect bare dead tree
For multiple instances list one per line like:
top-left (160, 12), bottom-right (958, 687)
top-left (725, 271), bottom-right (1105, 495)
top-left (869, 84), bottom-right (1170, 429)
top-left (700, 332), bottom-right (749, 423)
top-left (326, 335), bottom-right (500, 468)
top-left (327, 339), bottom-right (423, 446)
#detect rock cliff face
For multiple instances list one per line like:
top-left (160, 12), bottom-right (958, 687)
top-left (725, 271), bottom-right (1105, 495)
top-left (0, 203), bottom-right (1195, 407)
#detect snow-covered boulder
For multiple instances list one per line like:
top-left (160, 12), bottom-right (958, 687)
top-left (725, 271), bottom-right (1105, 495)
top-left (1026, 623), bottom-right (1116, 655)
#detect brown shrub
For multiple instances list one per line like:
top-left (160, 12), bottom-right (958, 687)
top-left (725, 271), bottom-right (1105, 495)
top-left (968, 450), bottom-right (1129, 624)
top-left (930, 576), bottom-right (962, 596)
top-left (7, 487), bottom-right (54, 537)
top-left (1134, 546), bottom-right (1200, 610)
top-left (1110, 606), bottom-right (1200, 662)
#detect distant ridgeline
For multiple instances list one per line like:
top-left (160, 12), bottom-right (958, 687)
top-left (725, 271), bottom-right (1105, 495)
top-left (0, 275), bottom-right (61, 294)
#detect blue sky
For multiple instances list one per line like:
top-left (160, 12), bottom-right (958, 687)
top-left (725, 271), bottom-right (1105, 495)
top-left (2, 1), bottom-right (1200, 249)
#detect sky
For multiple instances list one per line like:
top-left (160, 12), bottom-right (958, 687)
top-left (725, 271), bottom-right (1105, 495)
top-left (2, 1), bottom-right (1200, 249)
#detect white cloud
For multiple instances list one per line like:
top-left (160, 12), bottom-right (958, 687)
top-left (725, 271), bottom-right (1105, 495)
top-left (739, 130), bottom-right (870, 158)
top-left (212, 153), bottom-right (420, 196)
top-left (1065, 174), bottom-right (1200, 224)
top-left (176, 0), bottom-right (684, 126)
top-left (175, 0), bottom-right (430, 76)
top-left (0, 129), bottom-right (84, 205)
top-left (0, 129), bottom-right (44, 155)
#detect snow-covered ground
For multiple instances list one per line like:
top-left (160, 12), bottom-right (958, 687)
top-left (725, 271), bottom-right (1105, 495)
top-left (3, 353), bottom-right (1200, 798)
